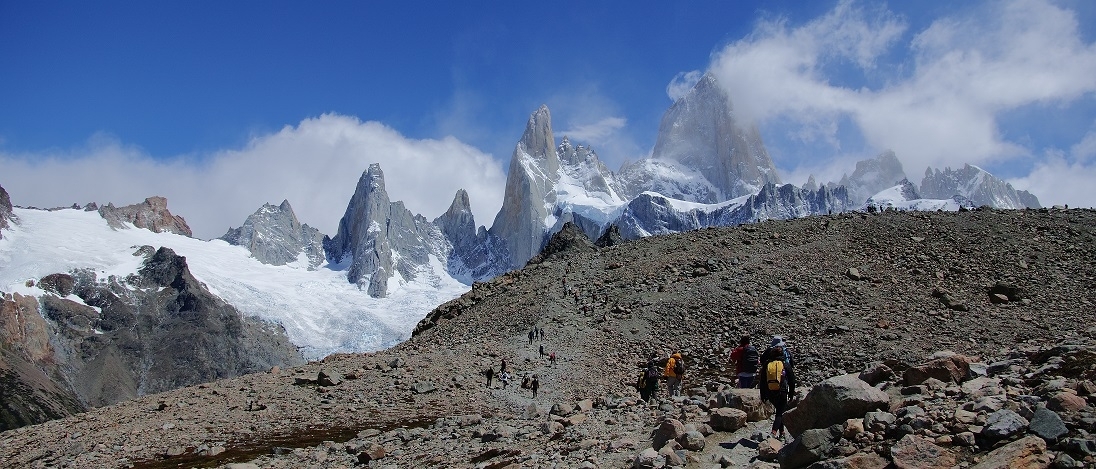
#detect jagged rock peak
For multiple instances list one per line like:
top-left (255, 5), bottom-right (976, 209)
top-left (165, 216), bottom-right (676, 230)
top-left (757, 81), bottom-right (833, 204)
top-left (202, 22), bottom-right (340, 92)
top-left (519, 105), bottom-right (557, 169)
top-left (594, 224), bottom-right (625, 248)
top-left (835, 150), bottom-right (908, 205)
top-left (445, 189), bottom-right (471, 215)
top-left (527, 221), bottom-right (593, 264)
top-left (97, 196), bottom-right (193, 237)
top-left (0, 183), bottom-right (13, 237)
top-left (220, 199), bottom-right (325, 270)
top-left (324, 163), bottom-right (396, 297)
top-left (488, 106), bottom-right (562, 271)
top-left (920, 164), bottom-right (1041, 209)
top-left (897, 178), bottom-right (921, 201)
top-left (623, 71), bottom-right (781, 202)
top-left (802, 175), bottom-right (819, 192)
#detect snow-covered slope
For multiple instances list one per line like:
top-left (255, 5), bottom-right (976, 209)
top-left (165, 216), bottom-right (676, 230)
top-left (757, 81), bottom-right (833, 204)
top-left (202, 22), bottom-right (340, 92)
top-left (0, 207), bottom-right (467, 359)
top-left (864, 181), bottom-right (974, 212)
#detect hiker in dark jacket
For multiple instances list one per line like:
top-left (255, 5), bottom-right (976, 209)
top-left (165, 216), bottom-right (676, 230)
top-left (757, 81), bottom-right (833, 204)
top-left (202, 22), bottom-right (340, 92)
top-left (531, 374), bottom-right (540, 398)
top-left (730, 335), bottom-right (759, 388)
top-left (759, 336), bottom-right (796, 439)
top-left (638, 353), bottom-right (661, 402)
top-left (485, 367), bottom-right (494, 388)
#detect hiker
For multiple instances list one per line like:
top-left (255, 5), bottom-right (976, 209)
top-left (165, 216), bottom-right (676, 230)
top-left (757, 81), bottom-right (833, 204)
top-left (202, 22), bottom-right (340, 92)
top-left (500, 358), bottom-right (508, 373)
top-left (549, 352), bottom-right (557, 366)
top-left (500, 370), bottom-right (511, 388)
top-left (485, 367), bottom-right (494, 388)
top-left (539, 344), bottom-right (545, 356)
top-left (664, 352), bottom-right (685, 397)
top-left (759, 335), bottom-right (797, 439)
top-left (729, 336), bottom-right (759, 388)
top-left (528, 328), bottom-right (534, 345)
top-left (531, 374), bottom-right (540, 398)
top-left (638, 353), bottom-right (661, 402)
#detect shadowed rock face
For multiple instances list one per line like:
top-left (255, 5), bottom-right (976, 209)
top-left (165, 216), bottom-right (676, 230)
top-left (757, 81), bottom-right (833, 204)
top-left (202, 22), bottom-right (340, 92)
top-left (98, 196), bottom-right (193, 236)
top-left (0, 183), bottom-right (12, 238)
top-left (221, 200), bottom-right (325, 270)
top-left (0, 246), bottom-right (304, 431)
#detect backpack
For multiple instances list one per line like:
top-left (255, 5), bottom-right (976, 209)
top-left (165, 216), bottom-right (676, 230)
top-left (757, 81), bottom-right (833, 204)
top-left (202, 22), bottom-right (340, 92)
top-left (765, 359), bottom-right (786, 391)
top-left (635, 373), bottom-right (646, 390)
top-left (645, 364), bottom-right (661, 381)
top-left (742, 346), bottom-right (760, 373)
top-left (673, 357), bottom-right (685, 376)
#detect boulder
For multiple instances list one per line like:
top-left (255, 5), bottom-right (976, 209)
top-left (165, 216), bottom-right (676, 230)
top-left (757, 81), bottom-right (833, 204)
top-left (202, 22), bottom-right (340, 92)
top-left (1028, 407), bottom-right (1067, 441)
top-left (1049, 391), bottom-right (1088, 412)
top-left (552, 402), bottom-right (576, 417)
top-left (709, 407), bottom-right (748, 432)
top-left (890, 434), bottom-right (955, 469)
top-left (857, 362), bottom-right (894, 386)
top-left (410, 381), bottom-right (436, 394)
top-left (717, 388), bottom-right (773, 421)
top-left (317, 370), bottom-right (342, 387)
top-left (633, 447), bottom-right (665, 469)
top-left (903, 355), bottom-right (976, 385)
top-left (981, 409), bottom-right (1028, 440)
top-left (970, 435), bottom-right (1051, 469)
top-left (757, 438), bottom-right (782, 462)
top-left (677, 430), bottom-right (705, 451)
top-left (804, 452), bottom-right (888, 469)
top-left (652, 419), bottom-right (685, 449)
top-left (778, 427), bottom-right (838, 469)
top-left (783, 375), bottom-right (889, 437)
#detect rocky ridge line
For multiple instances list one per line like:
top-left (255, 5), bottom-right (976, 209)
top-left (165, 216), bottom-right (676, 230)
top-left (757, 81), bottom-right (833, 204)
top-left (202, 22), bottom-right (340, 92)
top-left (0, 207), bottom-right (1090, 468)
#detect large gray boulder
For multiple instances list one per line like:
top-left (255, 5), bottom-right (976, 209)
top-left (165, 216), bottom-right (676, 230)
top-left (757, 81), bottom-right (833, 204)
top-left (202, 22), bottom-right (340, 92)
top-left (778, 426), bottom-right (839, 469)
top-left (783, 374), bottom-right (889, 437)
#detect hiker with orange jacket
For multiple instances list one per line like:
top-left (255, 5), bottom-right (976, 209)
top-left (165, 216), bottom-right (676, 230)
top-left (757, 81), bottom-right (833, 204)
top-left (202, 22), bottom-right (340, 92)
top-left (663, 352), bottom-right (685, 397)
top-left (759, 336), bottom-right (796, 439)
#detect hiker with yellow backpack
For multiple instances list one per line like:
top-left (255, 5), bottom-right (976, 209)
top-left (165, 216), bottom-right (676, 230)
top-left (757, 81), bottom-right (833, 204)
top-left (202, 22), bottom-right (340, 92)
top-left (759, 336), bottom-right (796, 439)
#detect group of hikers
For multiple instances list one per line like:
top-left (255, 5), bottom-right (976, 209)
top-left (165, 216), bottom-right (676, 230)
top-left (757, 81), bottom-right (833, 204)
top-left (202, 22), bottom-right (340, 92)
top-left (636, 335), bottom-right (796, 439)
top-left (485, 357), bottom-right (541, 398)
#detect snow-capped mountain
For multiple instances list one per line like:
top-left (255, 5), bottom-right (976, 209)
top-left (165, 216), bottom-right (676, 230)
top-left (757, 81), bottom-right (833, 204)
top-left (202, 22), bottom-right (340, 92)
top-left (0, 197), bottom-right (468, 360)
top-left (619, 72), bottom-right (781, 203)
top-left (220, 199), bottom-right (325, 270)
top-left (920, 164), bottom-right (1041, 209)
top-left (323, 164), bottom-right (464, 298)
top-left (864, 179), bottom-right (975, 211)
top-left (831, 150), bottom-right (909, 205)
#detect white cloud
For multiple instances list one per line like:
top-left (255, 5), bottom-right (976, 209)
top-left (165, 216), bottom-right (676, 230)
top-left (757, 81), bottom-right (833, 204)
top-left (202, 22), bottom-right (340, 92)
top-left (666, 70), bottom-right (703, 102)
top-left (1009, 150), bottom-right (1096, 208)
top-left (558, 117), bottom-right (626, 143)
top-left (709, 0), bottom-right (1096, 203)
top-left (0, 114), bottom-right (507, 239)
top-left (545, 85), bottom-right (646, 171)
top-left (1072, 126), bottom-right (1096, 163)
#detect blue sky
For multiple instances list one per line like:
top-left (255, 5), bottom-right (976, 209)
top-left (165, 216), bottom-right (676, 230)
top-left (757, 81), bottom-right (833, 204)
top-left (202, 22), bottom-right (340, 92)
top-left (2, 0), bottom-right (1095, 238)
